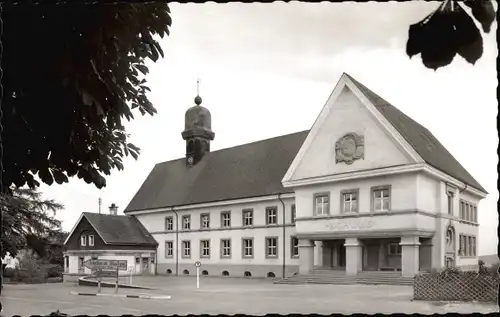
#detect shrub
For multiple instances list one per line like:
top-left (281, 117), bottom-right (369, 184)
top-left (3, 267), bottom-right (15, 278)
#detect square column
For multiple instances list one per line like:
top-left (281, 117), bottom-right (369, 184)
top-left (400, 236), bottom-right (420, 278)
top-left (345, 238), bottom-right (362, 276)
top-left (298, 239), bottom-right (315, 274)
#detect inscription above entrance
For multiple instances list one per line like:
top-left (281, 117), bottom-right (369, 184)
top-left (325, 218), bottom-right (374, 230)
top-left (335, 133), bottom-right (364, 165)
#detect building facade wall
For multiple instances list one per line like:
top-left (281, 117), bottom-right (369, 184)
top-left (135, 196), bottom-right (300, 278)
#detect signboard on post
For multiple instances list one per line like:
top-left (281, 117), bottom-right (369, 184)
top-left (194, 261), bottom-right (201, 289)
top-left (83, 259), bottom-right (127, 271)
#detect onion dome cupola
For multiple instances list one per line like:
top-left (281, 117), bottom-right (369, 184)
top-left (181, 80), bottom-right (215, 166)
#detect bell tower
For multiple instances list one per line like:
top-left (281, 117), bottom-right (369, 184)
top-left (181, 80), bottom-right (215, 166)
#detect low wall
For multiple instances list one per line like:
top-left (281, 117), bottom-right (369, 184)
top-left (414, 272), bottom-right (500, 302)
top-left (156, 263), bottom-right (299, 278)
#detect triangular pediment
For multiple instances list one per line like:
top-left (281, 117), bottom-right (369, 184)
top-left (282, 73), bottom-right (424, 184)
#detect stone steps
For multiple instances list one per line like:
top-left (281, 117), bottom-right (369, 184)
top-left (274, 270), bottom-right (414, 286)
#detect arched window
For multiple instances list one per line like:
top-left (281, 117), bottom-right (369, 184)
top-left (267, 272), bottom-right (275, 278)
top-left (166, 269), bottom-right (172, 274)
top-left (202, 270), bottom-right (209, 276)
top-left (222, 270), bottom-right (229, 276)
top-left (183, 269), bottom-right (189, 275)
top-left (244, 271), bottom-right (252, 277)
top-left (187, 140), bottom-right (195, 154)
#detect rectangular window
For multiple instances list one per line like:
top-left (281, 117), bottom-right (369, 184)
top-left (291, 204), bottom-right (296, 224)
top-left (291, 237), bottom-right (299, 257)
top-left (314, 194), bottom-right (330, 216)
top-left (135, 257), bottom-right (140, 264)
top-left (242, 238), bottom-right (253, 257)
top-left (471, 237), bottom-right (476, 256)
top-left (242, 209), bottom-right (253, 227)
top-left (466, 204), bottom-right (471, 221)
top-left (200, 240), bottom-right (210, 258)
top-left (201, 213), bottom-right (210, 229)
top-left (221, 211), bottom-right (231, 228)
top-left (465, 236), bottom-right (469, 256)
top-left (165, 241), bottom-right (173, 258)
top-left (266, 237), bottom-right (278, 258)
top-left (387, 243), bottom-right (402, 256)
top-left (373, 187), bottom-right (390, 212)
top-left (459, 235), bottom-right (464, 256)
top-left (447, 191), bottom-right (454, 215)
top-left (473, 206), bottom-right (477, 223)
top-left (80, 235), bottom-right (86, 246)
top-left (341, 190), bottom-right (358, 213)
top-left (266, 207), bottom-right (278, 225)
top-left (182, 215), bottom-right (191, 230)
top-left (88, 235), bottom-right (94, 247)
top-left (182, 240), bottom-right (191, 258)
top-left (460, 201), bottom-right (464, 219)
top-left (165, 216), bottom-right (173, 231)
top-left (220, 239), bottom-right (231, 258)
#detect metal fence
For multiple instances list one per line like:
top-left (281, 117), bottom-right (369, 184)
top-left (414, 272), bottom-right (500, 302)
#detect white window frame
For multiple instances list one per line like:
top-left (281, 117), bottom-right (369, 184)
top-left (88, 235), bottom-right (94, 246)
top-left (201, 213), bottom-right (210, 229)
top-left (182, 240), bottom-right (191, 258)
top-left (314, 194), bottom-right (330, 216)
top-left (242, 238), bottom-right (253, 257)
top-left (165, 217), bottom-right (173, 231)
top-left (221, 211), bottom-right (231, 228)
top-left (342, 190), bottom-right (358, 213)
top-left (373, 187), bottom-right (390, 212)
top-left (165, 241), bottom-right (173, 258)
top-left (182, 215), bottom-right (191, 230)
top-left (266, 207), bottom-right (277, 225)
top-left (221, 239), bottom-right (231, 257)
top-left (291, 204), bottom-right (296, 224)
top-left (266, 237), bottom-right (278, 258)
top-left (387, 243), bottom-right (401, 256)
top-left (243, 209), bottom-right (253, 227)
top-left (200, 240), bottom-right (210, 258)
top-left (80, 235), bottom-right (86, 246)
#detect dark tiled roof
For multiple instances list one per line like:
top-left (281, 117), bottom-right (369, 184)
top-left (83, 213), bottom-right (158, 246)
top-left (124, 75), bottom-right (486, 212)
top-left (125, 131), bottom-right (308, 212)
top-left (345, 74), bottom-right (486, 193)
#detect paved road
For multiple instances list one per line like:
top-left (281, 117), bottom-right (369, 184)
top-left (1, 277), bottom-right (498, 316)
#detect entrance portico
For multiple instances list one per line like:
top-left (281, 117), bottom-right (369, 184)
top-left (300, 236), bottom-right (423, 277)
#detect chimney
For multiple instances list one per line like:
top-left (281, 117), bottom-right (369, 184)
top-left (109, 203), bottom-right (119, 215)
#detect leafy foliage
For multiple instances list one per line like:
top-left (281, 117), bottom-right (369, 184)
top-left (406, 0), bottom-right (496, 70)
top-left (1, 3), bottom-right (171, 190)
top-left (0, 187), bottom-right (64, 258)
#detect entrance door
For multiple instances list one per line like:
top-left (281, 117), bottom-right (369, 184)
top-left (338, 244), bottom-right (346, 267)
top-left (142, 257), bottom-right (150, 275)
top-left (365, 245), bottom-right (379, 271)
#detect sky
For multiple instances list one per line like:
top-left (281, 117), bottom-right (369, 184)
top-left (39, 2), bottom-right (498, 255)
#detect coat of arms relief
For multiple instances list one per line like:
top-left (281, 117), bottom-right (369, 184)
top-left (335, 133), bottom-right (364, 165)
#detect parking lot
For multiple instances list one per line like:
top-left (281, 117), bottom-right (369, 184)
top-left (1, 276), bottom-right (498, 316)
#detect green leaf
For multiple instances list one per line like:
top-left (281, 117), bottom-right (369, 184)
top-left (134, 64), bottom-right (149, 75)
top-left (38, 168), bottom-right (54, 186)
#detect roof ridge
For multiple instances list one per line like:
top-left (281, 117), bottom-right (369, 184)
top-left (156, 129), bottom-right (310, 167)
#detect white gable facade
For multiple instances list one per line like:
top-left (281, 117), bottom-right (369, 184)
top-left (283, 74), bottom-right (484, 277)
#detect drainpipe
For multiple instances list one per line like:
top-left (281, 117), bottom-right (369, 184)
top-left (172, 207), bottom-right (179, 277)
top-left (278, 193), bottom-right (286, 279)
